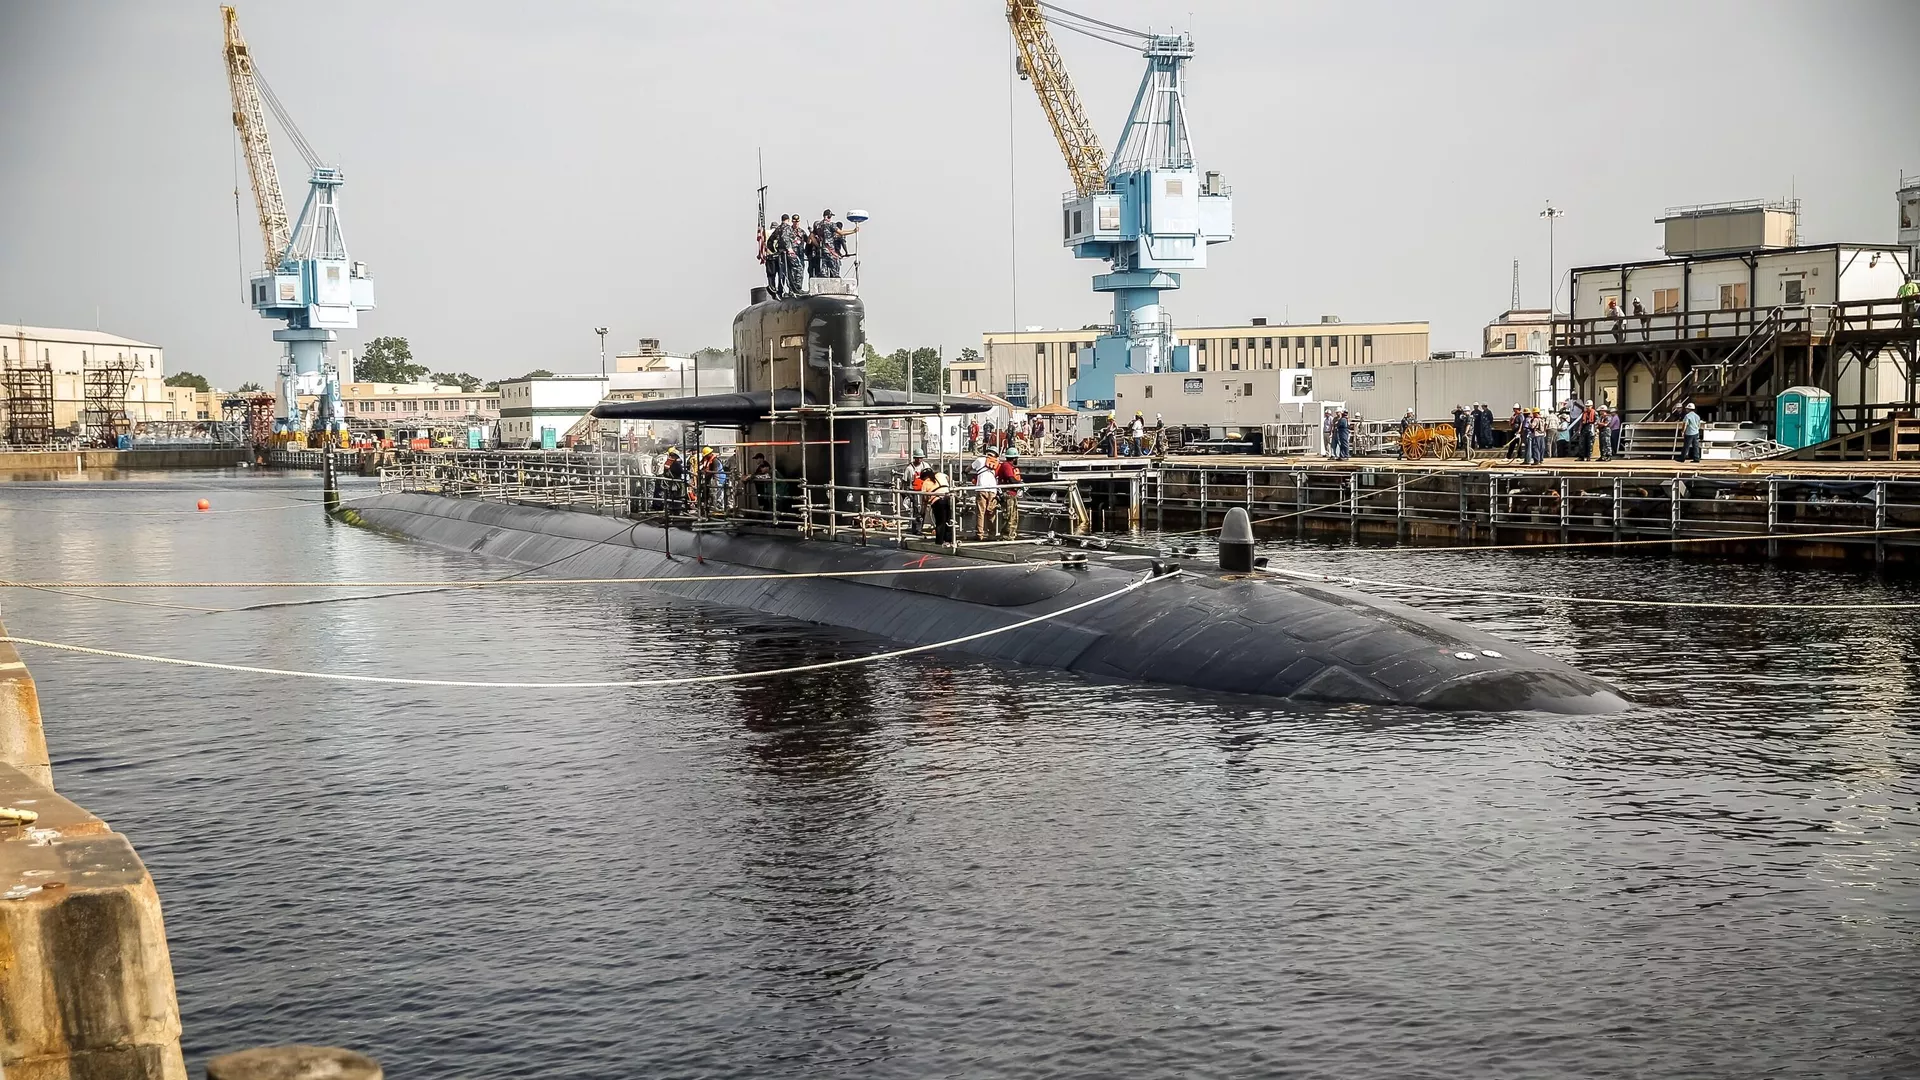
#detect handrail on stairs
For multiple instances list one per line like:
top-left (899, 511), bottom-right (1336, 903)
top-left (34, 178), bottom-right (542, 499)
top-left (1644, 306), bottom-right (1785, 419)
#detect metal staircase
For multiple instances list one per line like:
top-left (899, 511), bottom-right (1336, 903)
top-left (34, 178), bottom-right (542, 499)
top-left (1644, 306), bottom-right (1785, 419)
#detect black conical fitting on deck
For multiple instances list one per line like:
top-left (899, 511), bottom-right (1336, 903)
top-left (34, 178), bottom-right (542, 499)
top-left (1218, 506), bottom-right (1255, 573)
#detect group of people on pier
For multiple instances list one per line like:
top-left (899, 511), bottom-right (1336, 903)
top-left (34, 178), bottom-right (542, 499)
top-left (1484, 401), bottom-right (1625, 464)
top-left (757, 210), bottom-right (858, 299)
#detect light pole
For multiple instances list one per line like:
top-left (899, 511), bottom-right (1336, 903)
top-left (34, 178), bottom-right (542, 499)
top-left (1539, 203), bottom-right (1564, 312)
top-left (593, 326), bottom-right (608, 380)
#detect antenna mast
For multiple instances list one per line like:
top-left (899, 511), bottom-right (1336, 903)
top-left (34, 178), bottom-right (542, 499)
top-left (1511, 259), bottom-right (1521, 311)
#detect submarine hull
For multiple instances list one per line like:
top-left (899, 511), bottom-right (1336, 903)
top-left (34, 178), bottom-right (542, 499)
top-left (354, 493), bottom-right (1627, 714)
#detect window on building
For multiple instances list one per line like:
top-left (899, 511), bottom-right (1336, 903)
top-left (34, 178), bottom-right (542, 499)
top-left (487, 398), bottom-right (499, 410)
top-left (1362, 335), bottom-right (1373, 348)
top-left (1783, 279), bottom-right (1804, 305)
top-left (1653, 287), bottom-right (1680, 313)
top-left (1243, 382), bottom-right (1254, 397)
top-left (1263, 338), bottom-right (1273, 349)
top-left (1504, 333), bottom-right (1517, 350)
top-left (1295, 337), bottom-right (1305, 349)
top-left (383, 400), bottom-right (396, 412)
top-left (1144, 384), bottom-right (1154, 399)
top-left (1036, 344), bottom-right (1046, 356)
top-left (1313, 336), bottom-right (1322, 347)
top-left (1718, 282), bottom-right (1749, 310)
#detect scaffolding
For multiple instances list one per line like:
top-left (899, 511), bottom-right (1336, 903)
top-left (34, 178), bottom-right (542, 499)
top-left (0, 363), bottom-right (56, 448)
top-left (223, 392), bottom-right (277, 447)
top-left (82, 363), bottom-right (134, 446)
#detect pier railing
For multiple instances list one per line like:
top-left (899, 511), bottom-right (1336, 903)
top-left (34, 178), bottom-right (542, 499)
top-left (1553, 298), bottom-right (1916, 350)
top-left (1126, 460), bottom-right (1920, 562)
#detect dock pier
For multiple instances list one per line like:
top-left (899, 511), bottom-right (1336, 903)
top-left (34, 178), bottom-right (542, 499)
top-left (989, 454), bottom-right (1920, 563)
top-left (377, 449), bottom-right (1920, 564)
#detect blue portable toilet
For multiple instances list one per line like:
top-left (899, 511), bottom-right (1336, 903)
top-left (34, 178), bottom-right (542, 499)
top-left (1775, 386), bottom-right (1831, 449)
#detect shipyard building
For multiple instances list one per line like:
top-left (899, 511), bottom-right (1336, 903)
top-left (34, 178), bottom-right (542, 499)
top-left (1554, 196), bottom-right (1917, 449)
top-left (950, 319), bottom-right (1430, 408)
top-left (0, 324), bottom-right (175, 443)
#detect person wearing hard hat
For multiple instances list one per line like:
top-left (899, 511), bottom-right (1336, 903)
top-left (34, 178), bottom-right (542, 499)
top-left (970, 446), bottom-right (1001, 539)
top-left (1129, 411), bottom-right (1146, 456)
top-left (656, 447), bottom-right (685, 511)
top-left (995, 449), bottom-right (1024, 538)
top-left (696, 446), bottom-right (720, 509)
top-left (906, 454), bottom-right (929, 534)
top-left (1681, 403), bottom-right (1704, 463)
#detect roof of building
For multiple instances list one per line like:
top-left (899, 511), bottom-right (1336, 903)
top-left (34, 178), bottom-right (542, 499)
top-left (1570, 240), bottom-right (1909, 276)
top-left (343, 381), bottom-right (474, 395)
top-left (980, 321), bottom-right (1429, 346)
top-left (0, 323), bottom-right (162, 349)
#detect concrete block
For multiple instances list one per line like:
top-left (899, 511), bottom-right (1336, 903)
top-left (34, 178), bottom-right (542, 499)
top-left (0, 633), bottom-right (52, 789)
top-left (204, 1046), bottom-right (382, 1080)
top-left (0, 763), bottom-right (185, 1080)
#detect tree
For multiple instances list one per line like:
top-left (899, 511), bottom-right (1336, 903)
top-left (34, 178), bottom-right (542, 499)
top-left (864, 344), bottom-right (905, 390)
top-left (909, 347), bottom-right (943, 397)
top-left (431, 371), bottom-right (483, 392)
top-left (356, 336), bottom-right (428, 384)
top-left (861, 345), bottom-right (945, 395)
top-left (164, 371), bottom-right (211, 392)
top-left (482, 380), bottom-right (500, 392)
top-left (956, 347), bottom-right (982, 365)
top-left (515, 369), bottom-right (555, 381)
top-left (235, 381), bottom-right (266, 393)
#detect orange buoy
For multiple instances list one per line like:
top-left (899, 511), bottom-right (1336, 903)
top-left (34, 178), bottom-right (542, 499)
top-left (196, 499), bottom-right (210, 512)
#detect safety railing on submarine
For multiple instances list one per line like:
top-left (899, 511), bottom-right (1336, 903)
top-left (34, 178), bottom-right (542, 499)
top-left (378, 449), bottom-right (1091, 553)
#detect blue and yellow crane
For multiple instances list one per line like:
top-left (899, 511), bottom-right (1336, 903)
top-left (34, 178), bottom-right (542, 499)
top-left (221, 5), bottom-right (374, 445)
top-left (1006, 0), bottom-right (1233, 413)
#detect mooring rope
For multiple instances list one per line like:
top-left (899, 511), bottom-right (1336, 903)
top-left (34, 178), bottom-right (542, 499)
top-left (1261, 564), bottom-right (1920, 610)
top-left (0, 570), bottom-right (1171, 688)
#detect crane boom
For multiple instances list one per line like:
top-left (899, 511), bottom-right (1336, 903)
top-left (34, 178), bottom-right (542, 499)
top-left (222, 5), bottom-right (289, 270)
top-left (1007, 0), bottom-right (1108, 198)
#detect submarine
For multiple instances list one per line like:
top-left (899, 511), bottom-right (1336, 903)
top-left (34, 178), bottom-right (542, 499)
top-left (352, 287), bottom-right (1627, 714)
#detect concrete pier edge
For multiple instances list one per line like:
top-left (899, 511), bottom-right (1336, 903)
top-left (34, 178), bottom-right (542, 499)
top-left (0, 619), bottom-right (187, 1078)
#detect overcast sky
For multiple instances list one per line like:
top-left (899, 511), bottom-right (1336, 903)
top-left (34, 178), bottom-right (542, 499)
top-left (2, 0), bottom-right (1915, 387)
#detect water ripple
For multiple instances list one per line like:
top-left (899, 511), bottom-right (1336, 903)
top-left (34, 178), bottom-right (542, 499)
top-left (1, 475), bottom-right (1914, 1079)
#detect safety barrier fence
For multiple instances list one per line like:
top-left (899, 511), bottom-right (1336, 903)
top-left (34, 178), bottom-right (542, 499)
top-left (378, 450), bottom-right (1087, 553)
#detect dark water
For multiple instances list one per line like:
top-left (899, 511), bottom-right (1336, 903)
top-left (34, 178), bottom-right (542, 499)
top-left (1, 472), bottom-right (1915, 1079)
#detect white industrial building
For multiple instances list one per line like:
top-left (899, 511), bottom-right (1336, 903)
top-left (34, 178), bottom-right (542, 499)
top-left (1, 323), bottom-right (174, 433)
top-left (496, 375), bottom-right (616, 447)
top-left (953, 318), bottom-right (1431, 408)
top-left (1558, 198), bottom-right (1915, 427)
top-left (1116, 353), bottom-right (1564, 431)
top-left (497, 353), bottom-right (737, 448)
